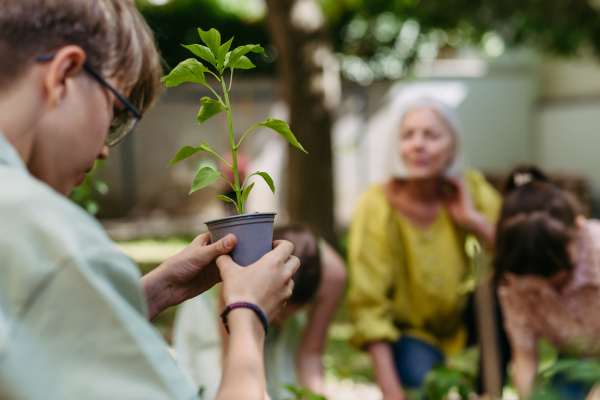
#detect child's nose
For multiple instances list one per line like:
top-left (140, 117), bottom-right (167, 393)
top-left (97, 144), bottom-right (109, 160)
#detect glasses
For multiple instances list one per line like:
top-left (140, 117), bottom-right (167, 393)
top-left (36, 54), bottom-right (142, 147)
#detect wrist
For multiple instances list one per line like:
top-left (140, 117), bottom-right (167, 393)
top-left (221, 302), bottom-right (269, 336)
top-left (141, 265), bottom-right (175, 320)
top-left (226, 307), bottom-right (266, 340)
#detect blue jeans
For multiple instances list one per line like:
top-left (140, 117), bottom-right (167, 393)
top-left (391, 336), bottom-right (445, 389)
top-left (551, 372), bottom-right (594, 400)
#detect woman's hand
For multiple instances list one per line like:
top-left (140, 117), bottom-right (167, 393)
top-left (443, 178), bottom-right (480, 229)
top-left (141, 233), bottom-right (237, 320)
top-left (444, 178), bottom-right (496, 248)
top-left (218, 240), bottom-right (300, 322)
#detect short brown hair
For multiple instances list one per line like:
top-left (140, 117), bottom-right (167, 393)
top-left (494, 166), bottom-right (579, 283)
top-left (0, 0), bottom-right (162, 114)
top-left (273, 225), bottom-right (322, 304)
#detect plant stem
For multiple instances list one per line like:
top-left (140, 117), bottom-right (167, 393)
top-left (235, 124), bottom-right (259, 150)
top-left (221, 77), bottom-right (243, 214)
top-left (203, 83), bottom-right (225, 106)
top-left (228, 69), bottom-right (234, 92)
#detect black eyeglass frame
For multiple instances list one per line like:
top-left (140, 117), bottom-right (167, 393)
top-left (36, 54), bottom-right (142, 147)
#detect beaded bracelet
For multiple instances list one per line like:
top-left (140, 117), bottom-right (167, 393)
top-left (220, 302), bottom-right (269, 336)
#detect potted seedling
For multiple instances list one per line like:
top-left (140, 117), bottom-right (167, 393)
top-left (162, 28), bottom-right (307, 266)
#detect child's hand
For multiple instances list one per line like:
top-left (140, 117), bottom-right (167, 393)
top-left (141, 233), bottom-right (237, 320)
top-left (217, 240), bottom-right (299, 322)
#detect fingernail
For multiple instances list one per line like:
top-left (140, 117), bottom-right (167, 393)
top-left (224, 234), bottom-right (233, 248)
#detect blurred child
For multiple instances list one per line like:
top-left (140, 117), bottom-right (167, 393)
top-left (174, 225), bottom-right (347, 400)
top-left (495, 166), bottom-right (600, 400)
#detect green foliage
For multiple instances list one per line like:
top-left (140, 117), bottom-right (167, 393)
top-left (69, 161), bottom-right (108, 216)
top-left (190, 166), bottom-right (222, 194)
top-left (278, 385), bottom-right (327, 400)
top-left (256, 118), bottom-right (308, 154)
top-left (423, 364), bottom-right (476, 400)
top-left (197, 97), bottom-right (223, 124)
top-left (160, 58), bottom-right (209, 87)
top-left (138, 0), bottom-right (272, 75)
top-left (246, 171), bottom-right (275, 194)
top-left (163, 28), bottom-right (306, 214)
top-left (326, 0), bottom-right (600, 84)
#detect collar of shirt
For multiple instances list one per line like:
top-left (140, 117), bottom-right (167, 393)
top-left (0, 129), bottom-right (28, 173)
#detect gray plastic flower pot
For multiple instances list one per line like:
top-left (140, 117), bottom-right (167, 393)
top-left (205, 212), bottom-right (276, 267)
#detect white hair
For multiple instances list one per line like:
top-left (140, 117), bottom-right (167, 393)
top-left (385, 97), bottom-right (466, 179)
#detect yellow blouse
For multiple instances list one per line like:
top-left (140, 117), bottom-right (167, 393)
top-left (347, 170), bottom-right (501, 354)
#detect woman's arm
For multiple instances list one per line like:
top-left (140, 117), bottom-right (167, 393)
top-left (296, 243), bottom-right (347, 394)
top-left (368, 341), bottom-right (406, 400)
top-left (512, 347), bottom-right (538, 400)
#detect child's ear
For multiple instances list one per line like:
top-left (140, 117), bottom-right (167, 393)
top-left (43, 45), bottom-right (86, 107)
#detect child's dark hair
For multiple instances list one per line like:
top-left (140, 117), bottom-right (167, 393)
top-left (273, 225), bottom-right (321, 304)
top-left (494, 165), bottom-right (579, 283)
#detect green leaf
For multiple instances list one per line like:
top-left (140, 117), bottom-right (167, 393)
top-left (181, 44), bottom-right (217, 67)
top-left (190, 166), bottom-right (222, 194)
top-left (197, 141), bottom-right (227, 163)
top-left (198, 28), bottom-right (221, 58)
top-left (248, 171), bottom-right (275, 194)
top-left (234, 55), bottom-right (256, 70)
top-left (257, 118), bottom-right (308, 153)
top-left (217, 195), bottom-right (235, 203)
top-left (224, 52), bottom-right (231, 68)
top-left (241, 182), bottom-right (254, 207)
top-left (197, 97), bottom-right (223, 124)
top-left (168, 146), bottom-right (201, 166)
top-left (226, 44), bottom-right (265, 70)
top-left (161, 59), bottom-right (208, 87)
top-left (218, 37), bottom-right (234, 68)
top-left (217, 195), bottom-right (239, 213)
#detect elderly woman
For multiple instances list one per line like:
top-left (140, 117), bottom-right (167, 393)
top-left (347, 98), bottom-right (501, 399)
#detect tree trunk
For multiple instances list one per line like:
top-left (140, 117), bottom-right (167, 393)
top-left (264, 0), bottom-right (340, 246)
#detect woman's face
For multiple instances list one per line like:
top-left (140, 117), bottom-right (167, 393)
top-left (399, 107), bottom-right (455, 179)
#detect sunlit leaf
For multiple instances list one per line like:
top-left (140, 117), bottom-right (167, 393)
top-left (218, 37), bottom-right (234, 68)
top-left (226, 44), bottom-right (265, 70)
top-left (241, 182), bottom-right (254, 207)
top-left (168, 145), bottom-right (201, 166)
top-left (197, 97), bottom-right (223, 124)
top-left (181, 44), bottom-right (217, 67)
top-left (190, 166), bottom-right (222, 194)
top-left (248, 171), bottom-right (275, 194)
top-left (198, 28), bottom-right (221, 58)
top-left (161, 59), bottom-right (208, 87)
top-left (257, 118), bottom-right (307, 153)
top-left (234, 55), bottom-right (256, 70)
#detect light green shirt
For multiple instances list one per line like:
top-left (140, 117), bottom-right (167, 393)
top-left (0, 131), bottom-right (199, 400)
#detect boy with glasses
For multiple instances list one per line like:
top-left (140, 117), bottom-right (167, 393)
top-left (0, 1), bottom-right (299, 399)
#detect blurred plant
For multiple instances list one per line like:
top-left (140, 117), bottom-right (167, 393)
top-left (423, 364), bottom-right (476, 400)
top-left (529, 358), bottom-right (600, 399)
top-left (278, 384), bottom-right (327, 400)
top-left (69, 161), bottom-right (108, 215)
top-left (161, 28), bottom-right (307, 214)
top-left (322, 0), bottom-right (600, 85)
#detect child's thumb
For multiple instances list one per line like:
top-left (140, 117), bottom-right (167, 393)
top-left (204, 234), bottom-right (236, 260)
